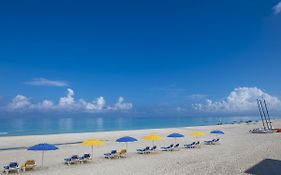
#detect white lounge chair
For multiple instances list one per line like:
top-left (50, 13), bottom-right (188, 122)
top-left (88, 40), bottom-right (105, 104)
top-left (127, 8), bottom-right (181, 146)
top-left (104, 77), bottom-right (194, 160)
top-left (3, 162), bottom-right (20, 174)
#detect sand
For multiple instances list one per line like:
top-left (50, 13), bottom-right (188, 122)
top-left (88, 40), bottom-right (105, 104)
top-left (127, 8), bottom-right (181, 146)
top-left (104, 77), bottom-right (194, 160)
top-left (0, 120), bottom-right (281, 175)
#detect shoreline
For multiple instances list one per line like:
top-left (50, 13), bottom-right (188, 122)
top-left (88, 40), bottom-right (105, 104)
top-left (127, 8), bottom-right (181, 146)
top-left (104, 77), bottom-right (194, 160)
top-left (0, 117), bottom-right (265, 138)
top-left (1, 115), bottom-right (275, 138)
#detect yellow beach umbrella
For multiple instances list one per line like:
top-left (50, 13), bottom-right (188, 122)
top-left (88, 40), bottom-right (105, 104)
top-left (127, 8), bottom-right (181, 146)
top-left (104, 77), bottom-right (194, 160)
top-left (191, 131), bottom-right (205, 137)
top-left (81, 139), bottom-right (105, 156)
top-left (143, 134), bottom-right (163, 145)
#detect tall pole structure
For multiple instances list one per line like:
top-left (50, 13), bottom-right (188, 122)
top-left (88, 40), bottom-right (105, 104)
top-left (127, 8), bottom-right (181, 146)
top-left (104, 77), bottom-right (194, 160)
top-left (257, 99), bottom-right (266, 130)
top-left (263, 99), bottom-right (272, 130)
top-left (259, 99), bottom-right (270, 130)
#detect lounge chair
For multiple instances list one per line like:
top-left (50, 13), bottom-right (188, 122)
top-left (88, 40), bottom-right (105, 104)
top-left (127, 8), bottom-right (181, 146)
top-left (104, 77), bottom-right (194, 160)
top-left (21, 160), bottom-right (36, 172)
top-left (204, 139), bottom-right (216, 145)
top-left (184, 142), bottom-right (196, 148)
top-left (171, 143), bottom-right (180, 151)
top-left (79, 153), bottom-right (92, 163)
top-left (3, 162), bottom-right (20, 174)
top-left (212, 139), bottom-right (220, 144)
top-left (149, 146), bottom-right (157, 152)
top-left (117, 149), bottom-right (127, 158)
top-left (137, 146), bottom-right (150, 154)
top-left (194, 141), bottom-right (201, 148)
top-left (104, 150), bottom-right (117, 159)
top-left (161, 144), bottom-right (174, 151)
top-left (64, 155), bottom-right (80, 165)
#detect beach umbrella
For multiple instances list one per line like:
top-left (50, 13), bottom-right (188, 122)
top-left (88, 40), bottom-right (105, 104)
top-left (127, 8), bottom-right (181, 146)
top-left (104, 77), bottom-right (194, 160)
top-left (210, 130), bottom-right (224, 135)
top-left (116, 136), bottom-right (138, 150)
top-left (167, 133), bottom-right (184, 144)
top-left (191, 132), bottom-right (205, 139)
top-left (210, 130), bottom-right (224, 139)
top-left (143, 134), bottom-right (163, 146)
top-left (81, 139), bottom-right (105, 156)
top-left (27, 143), bottom-right (58, 167)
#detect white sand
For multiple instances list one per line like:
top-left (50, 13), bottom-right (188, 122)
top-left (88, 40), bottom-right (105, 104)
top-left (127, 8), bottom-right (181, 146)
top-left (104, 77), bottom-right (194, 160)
top-left (0, 120), bottom-right (281, 175)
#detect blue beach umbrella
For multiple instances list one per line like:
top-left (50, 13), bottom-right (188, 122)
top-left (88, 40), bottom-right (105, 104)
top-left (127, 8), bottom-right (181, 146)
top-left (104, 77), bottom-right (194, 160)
top-left (210, 130), bottom-right (224, 135)
top-left (167, 133), bottom-right (184, 144)
top-left (210, 130), bottom-right (224, 139)
top-left (27, 143), bottom-right (58, 167)
top-left (116, 136), bottom-right (138, 150)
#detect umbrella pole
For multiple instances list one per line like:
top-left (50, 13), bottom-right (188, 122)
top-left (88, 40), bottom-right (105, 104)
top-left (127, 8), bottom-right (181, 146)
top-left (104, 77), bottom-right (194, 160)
top-left (91, 146), bottom-right (93, 156)
top-left (126, 143), bottom-right (128, 150)
top-left (42, 151), bottom-right (44, 167)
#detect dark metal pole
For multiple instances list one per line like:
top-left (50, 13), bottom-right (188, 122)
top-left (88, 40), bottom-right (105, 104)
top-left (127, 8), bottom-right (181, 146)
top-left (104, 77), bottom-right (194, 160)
top-left (257, 99), bottom-right (266, 130)
top-left (263, 99), bottom-right (272, 130)
top-left (259, 99), bottom-right (270, 130)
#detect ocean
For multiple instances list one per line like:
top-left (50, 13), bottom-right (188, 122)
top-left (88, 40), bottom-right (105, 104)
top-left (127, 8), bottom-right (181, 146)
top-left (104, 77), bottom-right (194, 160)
top-left (0, 115), bottom-right (278, 137)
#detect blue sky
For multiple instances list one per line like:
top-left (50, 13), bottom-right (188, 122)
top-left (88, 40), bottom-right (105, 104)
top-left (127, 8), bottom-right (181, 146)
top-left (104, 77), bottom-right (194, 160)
top-left (0, 0), bottom-right (281, 116)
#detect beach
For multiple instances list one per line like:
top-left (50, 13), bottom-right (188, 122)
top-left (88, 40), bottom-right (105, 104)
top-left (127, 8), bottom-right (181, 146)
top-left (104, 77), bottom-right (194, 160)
top-left (0, 120), bottom-right (281, 175)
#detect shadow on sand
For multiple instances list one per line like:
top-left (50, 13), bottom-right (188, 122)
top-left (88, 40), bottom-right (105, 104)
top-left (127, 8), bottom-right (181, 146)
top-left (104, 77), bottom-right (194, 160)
top-left (245, 159), bottom-right (281, 175)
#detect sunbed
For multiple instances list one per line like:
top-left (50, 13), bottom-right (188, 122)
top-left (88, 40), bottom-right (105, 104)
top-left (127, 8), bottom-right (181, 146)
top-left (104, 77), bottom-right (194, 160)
top-left (194, 141), bottom-right (201, 148)
top-left (184, 142), bottom-right (196, 148)
top-left (137, 146), bottom-right (150, 154)
top-left (104, 150), bottom-right (117, 159)
top-left (79, 153), bottom-right (92, 163)
top-left (117, 149), bottom-right (127, 158)
top-left (64, 155), bottom-right (80, 165)
top-left (149, 146), bottom-right (157, 152)
top-left (171, 143), bottom-right (180, 151)
top-left (21, 160), bottom-right (36, 172)
top-left (3, 161), bottom-right (20, 174)
top-left (161, 144), bottom-right (174, 151)
top-left (213, 138), bottom-right (220, 144)
top-left (204, 139), bottom-right (216, 145)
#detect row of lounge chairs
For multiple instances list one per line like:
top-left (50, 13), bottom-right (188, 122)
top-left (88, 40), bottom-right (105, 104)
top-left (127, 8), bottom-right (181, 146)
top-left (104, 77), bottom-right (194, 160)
top-left (3, 160), bottom-right (36, 174)
top-left (204, 139), bottom-right (220, 145)
top-left (136, 139), bottom-right (219, 153)
top-left (136, 146), bottom-right (157, 154)
top-left (184, 141), bottom-right (201, 148)
top-left (64, 153), bottom-right (92, 165)
top-left (161, 144), bottom-right (180, 151)
top-left (135, 139), bottom-right (221, 156)
top-left (3, 139), bottom-right (221, 173)
top-left (104, 149), bottom-right (127, 159)
top-left (249, 128), bottom-right (274, 134)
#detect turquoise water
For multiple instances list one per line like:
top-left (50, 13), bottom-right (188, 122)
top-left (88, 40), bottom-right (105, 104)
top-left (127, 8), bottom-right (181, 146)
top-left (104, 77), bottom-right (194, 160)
top-left (0, 115), bottom-right (276, 136)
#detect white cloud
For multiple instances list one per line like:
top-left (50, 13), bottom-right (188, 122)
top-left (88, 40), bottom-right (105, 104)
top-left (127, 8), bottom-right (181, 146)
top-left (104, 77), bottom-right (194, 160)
top-left (59, 88), bottom-right (75, 107)
top-left (25, 78), bottom-right (68, 87)
top-left (37, 100), bottom-right (54, 110)
top-left (78, 96), bottom-right (106, 111)
top-left (6, 95), bottom-right (32, 111)
top-left (5, 88), bottom-right (133, 113)
top-left (96, 97), bottom-right (106, 110)
top-left (273, 1), bottom-right (281, 15)
top-left (193, 87), bottom-right (281, 113)
top-left (111, 97), bottom-right (133, 110)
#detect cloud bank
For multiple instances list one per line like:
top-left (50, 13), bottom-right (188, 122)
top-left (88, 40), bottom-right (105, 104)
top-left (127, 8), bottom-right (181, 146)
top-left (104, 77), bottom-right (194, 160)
top-left (25, 78), bottom-right (68, 87)
top-left (193, 87), bottom-right (281, 113)
top-left (273, 1), bottom-right (281, 15)
top-left (5, 88), bottom-right (133, 113)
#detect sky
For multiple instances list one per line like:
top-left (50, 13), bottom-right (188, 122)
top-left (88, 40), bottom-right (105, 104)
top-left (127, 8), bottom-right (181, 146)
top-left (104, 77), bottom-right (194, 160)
top-left (0, 0), bottom-right (281, 117)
